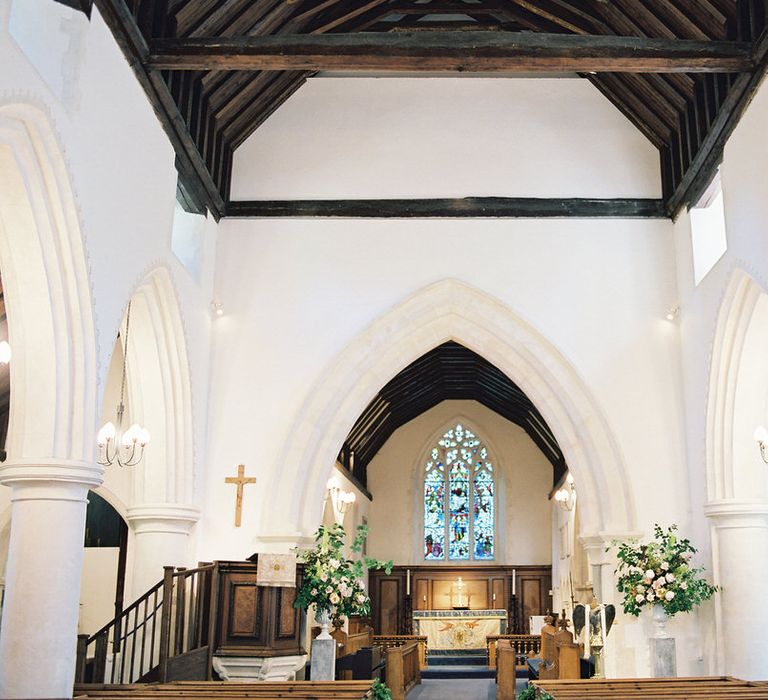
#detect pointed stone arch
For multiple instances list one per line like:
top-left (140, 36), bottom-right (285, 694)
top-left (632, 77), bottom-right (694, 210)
top-left (263, 279), bottom-right (633, 544)
top-left (706, 268), bottom-right (768, 502)
top-left (704, 268), bottom-right (768, 679)
top-left (0, 103), bottom-right (97, 473)
top-left (117, 266), bottom-right (196, 507)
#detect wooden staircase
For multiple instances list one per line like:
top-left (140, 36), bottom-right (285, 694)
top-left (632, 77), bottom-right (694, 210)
top-left (77, 558), bottom-right (307, 684)
top-left (76, 563), bottom-right (217, 684)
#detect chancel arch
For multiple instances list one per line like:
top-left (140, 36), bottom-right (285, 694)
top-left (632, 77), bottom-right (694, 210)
top-left (263, 278), bottom-right (634, 548)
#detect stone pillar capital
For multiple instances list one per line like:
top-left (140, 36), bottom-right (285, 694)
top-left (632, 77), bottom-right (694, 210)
top-left (704, 499), bottom-right (768, 528)
top-left (580, 531), bottom-right (642, 565)
top-left (126, 503), bottom-right (200, 535)
top-left (0, 459), bottom-right (103, 499)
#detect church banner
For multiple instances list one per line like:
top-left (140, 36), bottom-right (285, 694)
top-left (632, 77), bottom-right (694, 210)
top-left (256, 553), bottom-right (297, 588)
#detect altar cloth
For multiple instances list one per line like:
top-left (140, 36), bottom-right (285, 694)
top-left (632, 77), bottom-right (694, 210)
top-left (413, 610), bottom-right (507, 650)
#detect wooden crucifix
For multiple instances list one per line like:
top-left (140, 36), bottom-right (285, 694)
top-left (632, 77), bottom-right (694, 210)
top-left (225, 464), bottom-right (256, 527)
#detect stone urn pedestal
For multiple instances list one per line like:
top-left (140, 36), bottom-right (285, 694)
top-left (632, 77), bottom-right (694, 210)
top-left (310, 608), bottom-right (336, 681)
top-left (649, 604), bottom-right (677, 678)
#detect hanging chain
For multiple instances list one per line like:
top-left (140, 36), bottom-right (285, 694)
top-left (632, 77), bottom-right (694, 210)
top-left (118, 300), bottom-right (132, 409)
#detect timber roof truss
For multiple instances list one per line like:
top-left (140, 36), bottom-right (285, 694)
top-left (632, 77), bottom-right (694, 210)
top-left (338, 341), bottom-right (567, 492)
top-left (84, 0), bottom-right (768, 220)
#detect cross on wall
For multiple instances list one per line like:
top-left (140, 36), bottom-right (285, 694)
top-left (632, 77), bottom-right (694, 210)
top-left (225, 464), bottom-right (256, 527)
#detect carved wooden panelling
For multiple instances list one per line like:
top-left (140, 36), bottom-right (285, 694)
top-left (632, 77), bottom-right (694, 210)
top-left (277, 587), bottom-right (297, 639)
top-left (379, 579), bottom-right (400, 635)
top-left (492, 577), bottom-right (505, 608)
top-left (415, 579), bottom-right (429, 610)
top-left (521, 578), bottom-right (543, 633)
top-left (369, 565), bottom-right (552, 634)
top-left (230, 583), bottom-right (260, 636)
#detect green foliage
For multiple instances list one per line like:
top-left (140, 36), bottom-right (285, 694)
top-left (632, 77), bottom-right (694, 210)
top-left (294, 523), bottom-right (392, 624)
top-left (517, 687), bottom-right (553, 700)
top-left (371, 678), bottom-right (392, 700)
top-left (612, 524), bottom-right (718, 617)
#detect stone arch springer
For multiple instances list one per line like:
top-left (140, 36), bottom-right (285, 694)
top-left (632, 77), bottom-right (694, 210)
top-left (262, 278), bottom-right (634, 546)
top-left (0, 102), bottom-right (99, 486)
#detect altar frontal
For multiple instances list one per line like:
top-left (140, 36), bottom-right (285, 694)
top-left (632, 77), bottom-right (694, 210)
top-left (413, 610), bottom-right (507, 650)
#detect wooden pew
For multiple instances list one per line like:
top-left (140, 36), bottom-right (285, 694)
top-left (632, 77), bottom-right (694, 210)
top-left (73, 681), bottom-right (374, 699)
top-left (496, 640), bottom-right (518, 700)
top-left (532, 676), bottom-right (768, 699)
top-left (487, 634), bottom-right (541, 670)
top-left (384, 641), bottom-right (421, 700)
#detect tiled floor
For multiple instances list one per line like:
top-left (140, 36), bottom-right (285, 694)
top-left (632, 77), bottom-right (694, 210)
top-left (408, 678), bottom-right (528, 699)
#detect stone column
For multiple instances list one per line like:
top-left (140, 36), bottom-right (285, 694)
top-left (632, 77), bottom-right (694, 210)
top-left (125, 504), bottom-right (200, 597)
top-left (0, 460), bottom-right (102, 699)
top-left (705, 500), bottom-right (768, 680)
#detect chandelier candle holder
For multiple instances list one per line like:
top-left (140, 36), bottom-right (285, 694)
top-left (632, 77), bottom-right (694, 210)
top-left (554, 473), bottom-right (576, 511)
top-left (97, 301), bottom-right (150, 467)
top-left (326, 476), bottom-right (356, 524)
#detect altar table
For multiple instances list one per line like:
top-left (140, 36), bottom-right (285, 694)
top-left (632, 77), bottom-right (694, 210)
top-left (413, 609), bottom-right (507, 650)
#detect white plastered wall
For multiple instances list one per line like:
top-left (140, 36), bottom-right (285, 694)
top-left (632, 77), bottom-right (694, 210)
top-left (0, 0), bottom-right (218, 645)
top-left (366, 400), bottom-right (552, 566)
top-left (671, 75), bottom-right (768, 679)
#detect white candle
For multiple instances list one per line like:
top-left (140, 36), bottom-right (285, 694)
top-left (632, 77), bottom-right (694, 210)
top-left (406, 568), bottom-right (411, 596)
top-left (512, 569), bottom-right (516, 595)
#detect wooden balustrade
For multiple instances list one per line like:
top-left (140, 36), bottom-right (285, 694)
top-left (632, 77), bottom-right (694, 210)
top-left (373, 635), bottom-right (428, 669)
top-left (75, 564), bottom-right (216, 684)
top-left (384, 641), bottom-right (421, 700)
top-left (487, 634), bottom-right (540, 669)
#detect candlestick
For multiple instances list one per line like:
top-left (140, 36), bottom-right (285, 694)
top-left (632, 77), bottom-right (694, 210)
top-left (406, 568), bottom-right (411, 595)
top-left (512, 569), bottom-right (516, 595)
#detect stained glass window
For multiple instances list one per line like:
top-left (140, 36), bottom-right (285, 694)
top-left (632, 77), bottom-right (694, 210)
top-left (423, 424), bottom-right (494, 561)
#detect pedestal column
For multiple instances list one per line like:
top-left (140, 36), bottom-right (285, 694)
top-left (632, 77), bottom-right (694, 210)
top-left (705, 500), bottom-right (768, 680)
top-left (126, 504), bottom-right (200, 597)
top-left (0, 460), bottom-right (102, 699)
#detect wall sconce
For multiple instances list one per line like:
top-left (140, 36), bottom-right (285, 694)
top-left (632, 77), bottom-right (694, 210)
top-left (554, 473), bottom-right (576, 511)
top-left (326, 476), bottom-right (356, 523)
top-left (755, 426), bottom-right (768, 463)
top-left (665, 305), bottom-right (680, 322)
top-left (211, 301), bottom-right (224, 317)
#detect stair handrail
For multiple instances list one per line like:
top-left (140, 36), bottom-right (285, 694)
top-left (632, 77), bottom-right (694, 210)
top-left (76, 562), bottom-right (217, 684)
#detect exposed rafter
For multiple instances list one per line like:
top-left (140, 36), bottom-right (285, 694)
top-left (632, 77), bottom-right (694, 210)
top-left (92, 0), bottom-right (768, 220)
top-left (339, 341), bottom-right (567, 489)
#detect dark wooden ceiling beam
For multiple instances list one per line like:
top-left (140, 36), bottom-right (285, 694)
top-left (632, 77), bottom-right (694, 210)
top-left (148, 32), bottom-right (753, 73)
top-left (226, 197), bottom-right (668, 219)
top-left (92, 0), bottom-right (224, 219)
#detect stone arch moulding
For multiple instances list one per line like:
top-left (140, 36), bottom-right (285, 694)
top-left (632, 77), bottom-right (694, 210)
top-left (262, 278), bottom-right (634, 545)
top-left (117, 267), bottom-right (196, 509)
top-left (706, 267), bottom-right (768, 502)
top-left (0, 103), bottom-right (98, 480)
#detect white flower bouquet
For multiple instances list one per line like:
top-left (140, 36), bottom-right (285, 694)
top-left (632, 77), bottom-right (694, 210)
top-left (613, 524), bottom-right (717, 617)
top-left (294, 523), bottom-right (392, 626)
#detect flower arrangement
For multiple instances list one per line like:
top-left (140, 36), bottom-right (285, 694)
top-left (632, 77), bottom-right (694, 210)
top-left (294, 523), bottom-right (392, 625)
top-left (613, 524), bottom-right (718, 617)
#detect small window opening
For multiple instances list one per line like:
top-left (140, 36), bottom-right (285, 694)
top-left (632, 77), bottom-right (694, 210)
top-left (690, 171), bottom-right (727, 286)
